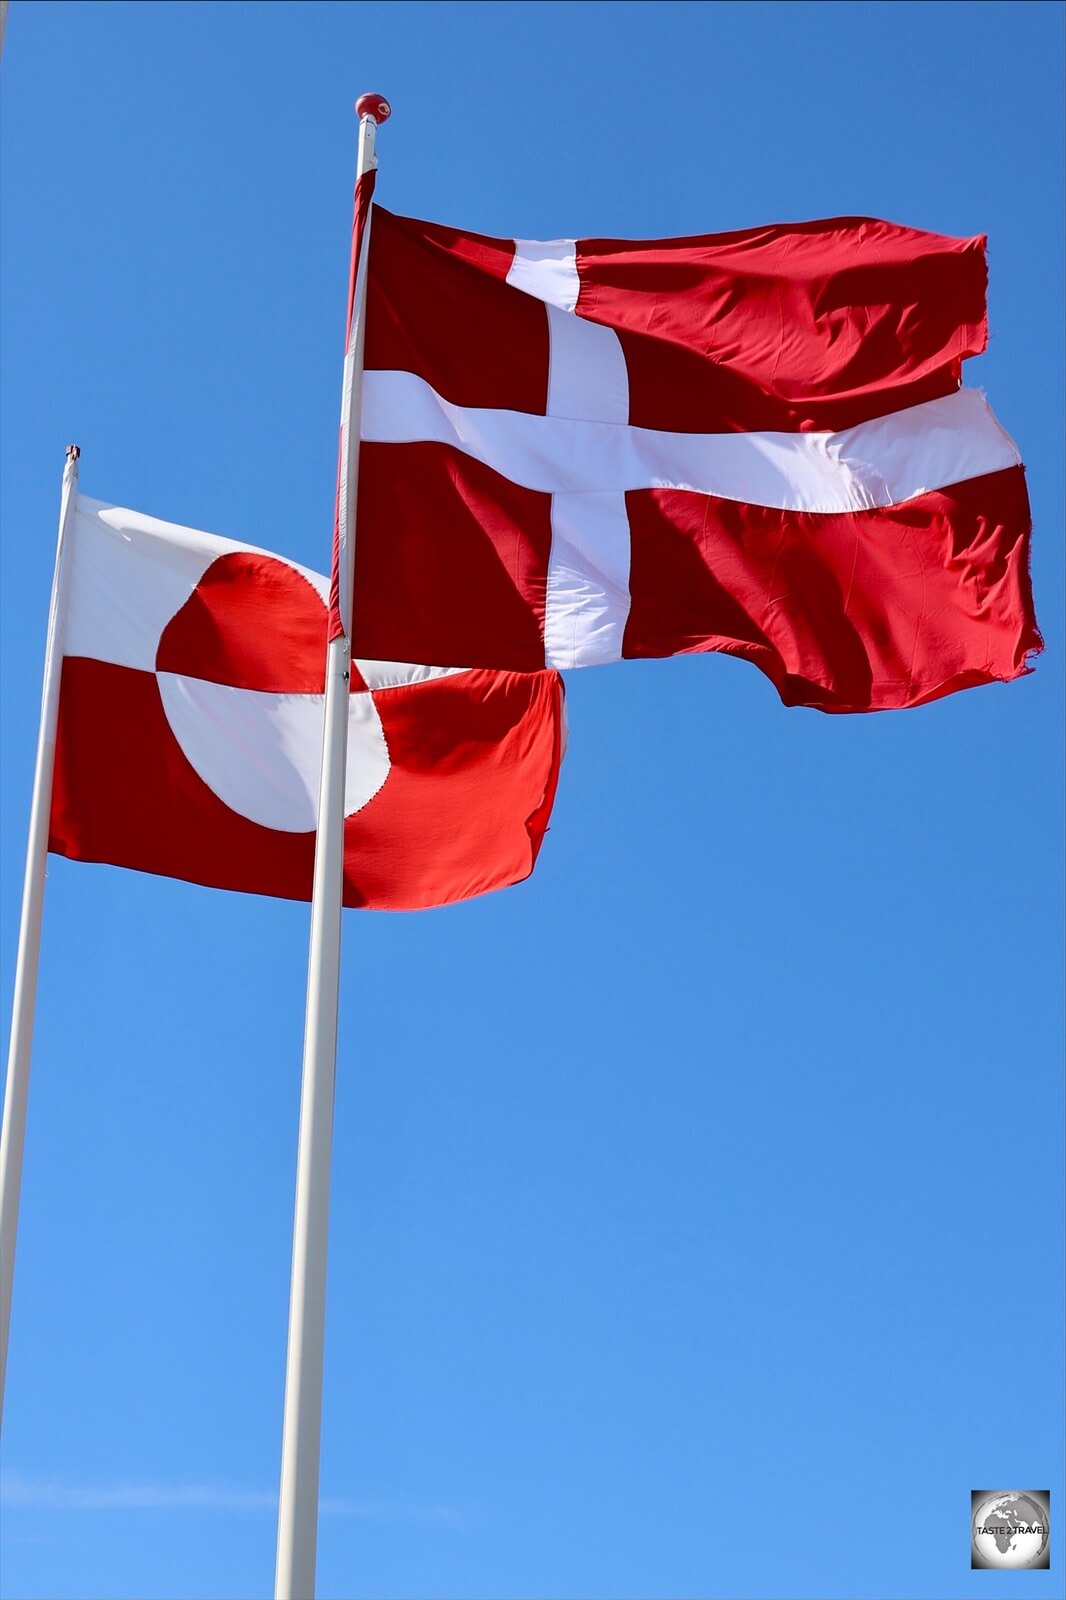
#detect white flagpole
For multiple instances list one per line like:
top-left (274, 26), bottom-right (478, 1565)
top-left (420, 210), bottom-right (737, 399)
top-left (0, 445), bottom-right (80, 1426)
top-left (274, 95), bottom-right (390, 1600)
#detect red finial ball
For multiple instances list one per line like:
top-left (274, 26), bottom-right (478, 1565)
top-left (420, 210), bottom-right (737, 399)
top-left (355, 93), bottom-right (392, 124)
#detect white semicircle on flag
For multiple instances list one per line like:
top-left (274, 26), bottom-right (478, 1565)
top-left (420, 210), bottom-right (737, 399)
top-left (157, 673), bottom-right (390, 833)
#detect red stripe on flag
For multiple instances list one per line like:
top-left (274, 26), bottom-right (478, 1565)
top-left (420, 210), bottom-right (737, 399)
top-left (328, 166), bottom-right (377, 640)
top-left (352, 442), bottom-right (553, 672)
top-left (51, 659), bottom-right (321, 902)
top-left (613, 325), bottom-right (963, 436)
top-left (365, 207), bottom-right (547, 412)
top-left (50, 657), bottom-right (565, 910)
top-left (622, 466), bottom-right (1039, 710)
top-left (345, 669), bottom-right (565, 907)
top-left (576, 217), bottom-right (987, 432)
top-left (344, 167), bottom-right (377, 346)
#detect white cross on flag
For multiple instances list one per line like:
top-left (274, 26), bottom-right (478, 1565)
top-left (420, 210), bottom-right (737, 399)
top-left (49, 497), bottom-right (564, 909)
top-left (335, 181), bottom-right (1040, 713)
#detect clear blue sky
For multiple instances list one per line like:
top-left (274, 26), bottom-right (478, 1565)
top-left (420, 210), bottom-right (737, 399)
top-left (1, 4), bottom-right (1062, 1598)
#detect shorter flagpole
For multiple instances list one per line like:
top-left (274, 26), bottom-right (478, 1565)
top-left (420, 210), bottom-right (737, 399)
top-left (0, 445), bottom-right (80, 1426)
top-left (274, 96), bottom-right (389, 1600)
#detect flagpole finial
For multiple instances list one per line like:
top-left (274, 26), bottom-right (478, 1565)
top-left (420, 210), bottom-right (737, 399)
top-left (355, 93), bottom-right (391, 125)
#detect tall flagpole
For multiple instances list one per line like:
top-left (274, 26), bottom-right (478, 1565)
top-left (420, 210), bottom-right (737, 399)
top-left (0, 445), bottom-right (80, 1426)
top-left (274, 95), bottom-right (390, 1600)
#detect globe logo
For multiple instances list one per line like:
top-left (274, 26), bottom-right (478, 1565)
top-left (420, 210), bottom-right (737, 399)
top-left (971, 1491), bottom-right (1050, 1569)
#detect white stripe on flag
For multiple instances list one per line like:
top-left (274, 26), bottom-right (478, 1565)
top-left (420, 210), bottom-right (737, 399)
top-left (63, 499), bottom-right (273, 673)
top-left (361, 381), bottom-right (1021, 512)
top-left (543, 305), bottom-right (633, 667)
top-left (506, 238), bottom-right (580, 312)
top-left (546, 492), bottom-right (633, 668)
top-left (545, 303), bottom-right (629, 424)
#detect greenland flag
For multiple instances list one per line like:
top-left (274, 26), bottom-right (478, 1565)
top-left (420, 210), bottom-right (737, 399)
top-left (341, 196), bottom-right (1040, 712)
top-left (49, 497), bottom-right (564, 910)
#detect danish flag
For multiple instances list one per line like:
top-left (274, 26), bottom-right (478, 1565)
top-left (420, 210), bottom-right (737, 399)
top-left (49, 497), bottom-right (564, 910)
top-left (338, 180), bottom-right (1040, 712)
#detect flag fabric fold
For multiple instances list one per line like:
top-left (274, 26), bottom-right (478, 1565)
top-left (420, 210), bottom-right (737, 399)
top-left (338, 209), bottom-right (1039, 711)
top-left (49, 497), bottom-right (565, 910)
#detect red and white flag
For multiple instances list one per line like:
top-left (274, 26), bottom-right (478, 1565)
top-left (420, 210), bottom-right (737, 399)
top-left (50, 496), bottom-right (564, 909)
top-left (339, 199), bottom-right (1040, 712)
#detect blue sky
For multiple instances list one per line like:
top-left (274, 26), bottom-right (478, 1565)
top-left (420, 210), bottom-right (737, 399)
top-left (1, 3), bottom-right (1062, 1598)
